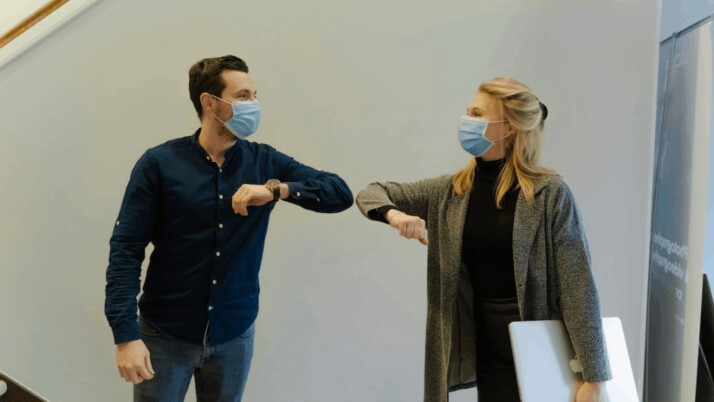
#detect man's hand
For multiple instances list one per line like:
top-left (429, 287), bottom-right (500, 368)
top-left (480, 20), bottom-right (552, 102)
top-left (232, 184), bottom-right (274, 216)
top-left (574, 381), bottom-right (605, 402)
top-left (386, 210), bottom-right (428, 245)
top-left (116, 340), bottom-right (154, 384)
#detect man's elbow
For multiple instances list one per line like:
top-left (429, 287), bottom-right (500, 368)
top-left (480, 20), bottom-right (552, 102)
top-left (329, 187), bottom-right (354, 213)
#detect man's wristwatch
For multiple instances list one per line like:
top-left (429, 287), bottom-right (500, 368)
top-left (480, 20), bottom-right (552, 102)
top-left (265, 179), bottom-right (281, 202)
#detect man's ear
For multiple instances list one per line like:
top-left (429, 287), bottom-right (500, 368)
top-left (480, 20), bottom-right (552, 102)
top-left (200, 92), bottom-right (215, 114)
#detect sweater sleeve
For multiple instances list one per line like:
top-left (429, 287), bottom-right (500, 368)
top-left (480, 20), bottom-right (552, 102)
top-left (355, 174), bottom-right (451, 224)
top-left (550, 179), bottom-right (613, 382)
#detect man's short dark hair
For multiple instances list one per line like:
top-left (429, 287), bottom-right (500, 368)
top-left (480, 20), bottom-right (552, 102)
top-left (189, 55), bottom-right (249, 119)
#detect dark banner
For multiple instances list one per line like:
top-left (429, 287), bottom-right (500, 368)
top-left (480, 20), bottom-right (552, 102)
top-left (645, 17), bottom-right (710, 402)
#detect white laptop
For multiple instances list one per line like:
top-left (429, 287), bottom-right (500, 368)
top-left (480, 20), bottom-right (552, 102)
top-left (509, 317), bottom-right (639, 401)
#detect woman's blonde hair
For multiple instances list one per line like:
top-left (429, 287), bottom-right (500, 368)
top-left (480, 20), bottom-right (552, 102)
top-left (452, 77), bottom-right (558, 206)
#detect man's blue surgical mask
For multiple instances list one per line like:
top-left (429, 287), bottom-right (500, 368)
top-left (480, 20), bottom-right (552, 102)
top-left (212, 95), bottom-right (261, 139)
top-left (457, 115), bottom-right (509, 157)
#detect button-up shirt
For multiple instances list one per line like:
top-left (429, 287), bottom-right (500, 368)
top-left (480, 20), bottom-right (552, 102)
top-left (105, 129), bottom-right (353, 345)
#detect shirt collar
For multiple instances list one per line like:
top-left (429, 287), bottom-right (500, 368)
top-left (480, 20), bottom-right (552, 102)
top-left (191, 128), bottom-right (241, 162)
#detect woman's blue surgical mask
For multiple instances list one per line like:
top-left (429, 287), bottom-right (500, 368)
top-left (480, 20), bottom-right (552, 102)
top-left (457, 115), bottom-right (509, 157)
top-left (212, 95), bottom-right (261, 139)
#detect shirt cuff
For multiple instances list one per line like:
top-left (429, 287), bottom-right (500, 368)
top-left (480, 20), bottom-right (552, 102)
top-left (284, 182), bottom-right (308, 200)
top-left (112, 320), bottom-right (141, 345)
top-left (367, 205), bottom-right (399, 224)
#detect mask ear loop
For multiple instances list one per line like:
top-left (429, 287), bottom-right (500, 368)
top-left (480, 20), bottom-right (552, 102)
top-left (211, 94), bottom-right (231, 105)
top-left (210, 94), bottom-right (232, 124)
top-left (213, 112), bottom-right (228, 124)
top-left (489, 118), bottom-right (513, 143)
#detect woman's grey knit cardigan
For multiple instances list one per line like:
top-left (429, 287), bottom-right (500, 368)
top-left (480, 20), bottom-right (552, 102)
top-left (356, 173), bottom-right (612, 401)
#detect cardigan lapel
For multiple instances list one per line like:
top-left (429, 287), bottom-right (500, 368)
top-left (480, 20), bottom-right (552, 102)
top-left (512, 176), bottom-right (552, 304)
top-left (445, 190), bottom-right (471, 279)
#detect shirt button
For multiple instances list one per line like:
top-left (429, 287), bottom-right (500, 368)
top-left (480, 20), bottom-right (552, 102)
top-left (206, 156), bottom-right (210, 161)
top-left (219, 194), bottom-right (224, 200)
top-left (296, 192), bottom-right (301, 197)
top-left (212, 280), bottom-right (217, 285)
top-left (116, 220), bottom-right (120, 225)
top-left (216, 251), bottom-right (221, 257)
top-left (317, 198), bottom-right (320, 202)
top-left (218, 223), bottom-right (223, 229)
top-left (219, 169), bottom-right (223, 173)
top-left (208, 306), bottom-right (214, 311)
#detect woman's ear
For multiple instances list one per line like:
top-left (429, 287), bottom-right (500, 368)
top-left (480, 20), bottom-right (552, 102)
top-left (506, 121), bottom-right (517, 136)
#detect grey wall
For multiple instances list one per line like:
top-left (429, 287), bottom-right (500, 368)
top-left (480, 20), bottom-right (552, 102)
top-left (0, 0), bottom-right (658, 400)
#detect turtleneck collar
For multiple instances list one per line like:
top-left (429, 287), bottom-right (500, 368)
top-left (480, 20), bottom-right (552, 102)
top-left (474, 157), bottom-right (506, 182)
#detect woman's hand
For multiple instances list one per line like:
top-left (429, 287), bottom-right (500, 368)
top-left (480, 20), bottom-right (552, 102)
top-left (386, 210), bottom-right (428, 245)
top-left (574, 381), bottom-right (605, 402)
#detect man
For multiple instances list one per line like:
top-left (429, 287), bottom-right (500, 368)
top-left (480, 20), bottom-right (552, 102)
top-left (105, 55), bottom-right (353, 401)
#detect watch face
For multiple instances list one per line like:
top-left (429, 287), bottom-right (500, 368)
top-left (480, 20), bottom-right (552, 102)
top-left (266, 179), bottom-right (280, 189)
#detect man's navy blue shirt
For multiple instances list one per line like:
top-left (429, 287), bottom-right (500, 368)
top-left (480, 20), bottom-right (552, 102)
top-left (105, 129), bottom-right (353, 345)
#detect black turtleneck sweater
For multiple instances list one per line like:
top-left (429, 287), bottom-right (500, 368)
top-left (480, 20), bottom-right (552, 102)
top-left (461, 157), bottom-right (520, 300)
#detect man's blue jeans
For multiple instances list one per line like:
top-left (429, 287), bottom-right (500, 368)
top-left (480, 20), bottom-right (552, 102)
top-left (134, 316), bottom-right (255, 402)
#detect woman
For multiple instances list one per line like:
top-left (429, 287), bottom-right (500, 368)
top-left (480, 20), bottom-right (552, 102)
top-left (356, 78), bottom-right (611, 402)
